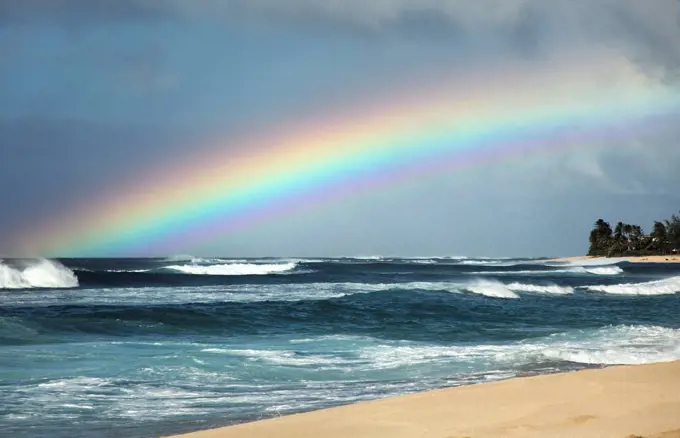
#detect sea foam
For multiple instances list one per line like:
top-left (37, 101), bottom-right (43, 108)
top-left (465, 280), bottom-right (519, 299)
top-left (0, 259), bottom-right (78, 289)
top-left (541, 325), bottom-right (680, 365)
top-left (164, 262), bottom-right (298, 276)
top-left (506, 282), bottom-right (574, 294)
top-left (585, 276), bottom-right (680, 295)
top-left (580, 266), bottom-right (624, 275)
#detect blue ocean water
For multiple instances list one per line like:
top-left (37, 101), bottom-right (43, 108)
top-left (1, 256), bottom-right (680, 437)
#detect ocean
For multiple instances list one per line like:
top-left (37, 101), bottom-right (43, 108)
top-left (1, 256), bottom-right (680, 437)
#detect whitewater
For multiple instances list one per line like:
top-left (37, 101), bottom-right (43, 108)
top-left (1, 256), bottom-right (680, 438)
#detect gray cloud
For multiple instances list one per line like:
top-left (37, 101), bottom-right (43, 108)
top-left (0, 0), bottom-right (169, 25)
top-left (3, 1), bottom-right (678, 76)
top-left (2, 0), bottom-right (679, 257)
top-left (226, 0), bottom-right (680, 77)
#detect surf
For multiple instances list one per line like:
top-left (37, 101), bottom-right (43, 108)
top-left (162, 262), bottom-right (298, 276)
top-left (0, 259), bottom-right (78, 290)
top-left (585, 276), bottom-right (680, 295)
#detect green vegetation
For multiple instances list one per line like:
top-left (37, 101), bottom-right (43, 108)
top-left (587, 211), bottom-right (680, 257)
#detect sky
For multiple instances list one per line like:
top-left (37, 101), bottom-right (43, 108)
top-left (1, 0), bottom-right (680, 258)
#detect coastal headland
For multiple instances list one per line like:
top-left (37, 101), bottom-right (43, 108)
top-left (169, 360), bottom-right (680, 438)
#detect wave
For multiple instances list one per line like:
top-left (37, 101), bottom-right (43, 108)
top-left (464, 280), bottom-right (519, 299)
top-left (557, 258), bottom-right (627, 267)
top-left (407, 259), bottom-right (438, 265)
top-left (162, 255), bottom-right (245, 264)
top-left (468, 266), bottom-right (623, 276)
top-left (580, 266), bottom-right (624, 275)
top-left (0, 259), bottom-right (78, 290)
top-left (585, 276), bottom-right (680, 295)
top-left (197, 325), bottom-right (680, 372)
top-left (358, 325), bottom-right (680, 369)
top-left (201, 348), bottom-right (345, 366)
top-left (163, 262), bottom-right (298, 276)
top-left (459, 260), bottom-right (516, 266)
top-left (162, 254), bottom-right (197, 262)
top-left (541, 325), bottom-right (680, 365)
top-left (104, 269), bottom-right (151, 273)
top-left (463, 280), bottom-right (572, 298)
top-left (8, 280), bottom-right (575, 308)
top-left (506, 282), bottom-right (574, 294)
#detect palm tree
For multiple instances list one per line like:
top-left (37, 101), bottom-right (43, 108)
top-left (587, 211), bottom-right (680, 256)
top-left (651, 221), bottom-right (667, 253)
top-left (665, 211), bottom-right (680, 250)
top-left (614, 222), bottom-right (624, 242)
top-left (588, 219), bottom-right (613, 256)
top-left (623, 223), bottom-right (633, 241)
top-left (594, 219), bottom-right (613, 238)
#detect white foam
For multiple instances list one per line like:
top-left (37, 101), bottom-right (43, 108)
top-left (459, 260), bottom-right (508, 266)
top-left (408, 259), bottom-right (438, 264)
top-left (585, 276), bottom-right (680, 295)
top-left (162, 254), bottom-right (196, 262)
top-left (506, 282), bottom-right (573, 294)
top-left (542, 325), bottom-right (680, 365)
top-left (0, 259), bottom-right (79, 289)
top-left (37, 377), bottom-right (109, 389)
top-left (467, 266), bottom-right (622, 276)
top-left (465, 279), bottom-right (519, 299)
top-left (104, 269), bottom-right (151, 273)
top-left (288, 334), bottom-right (372, 344)
top-left (165, 262), bottom-right (297, 276)
top-left (581, 266), bottom-right (624, 275)
top-left (202, 348), bottom-right (344, 366)
top-left (559, 258), bottom-right (627, 267)
top-left (358, 325), bottom-right (680, 369)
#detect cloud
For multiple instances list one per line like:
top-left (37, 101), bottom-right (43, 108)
top-left (0, 0), bottom-right (170, 25)
top-left (4, 1), bottom-right (678, 78)
top-left (224, 0), bottom-right (680, 76)
top-left (2, 0), bottom-right (679, 257)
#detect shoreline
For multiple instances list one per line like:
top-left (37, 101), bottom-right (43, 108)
top-left (169, 360), bottom-right (680, 438)
top-left (547, 255), bottom-right (680, 264)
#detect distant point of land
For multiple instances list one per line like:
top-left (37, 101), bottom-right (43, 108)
top-left (585, 211), bottom-right (680, 258)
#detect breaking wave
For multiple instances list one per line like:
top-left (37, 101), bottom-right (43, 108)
top-left (567, 266), bottom-right (624, 275)
top-left (469, 266), bottom-right (623, 276)
top-left (459, 259), bottom-right (517, 266)
top-left (541, 325), bottom-right (680, 365)
top-left (585, 276), bottom-right (680, 295)
top-left (0, 259), bottom-right (79, 290)
top-left (506, 282), bottom-right (574, 294)
top-left (200, 325), bottom-right (680, 370)
top-left (559, 258), bottom-right (627, 266)
top-left (463, 280), bottom-right (573, 298)
top-left (357, 325), bottom-right (680, 369)
top-left (465, 280), bottom-right (519, 299)
top-left (164, 262), bottom-right (298, 276)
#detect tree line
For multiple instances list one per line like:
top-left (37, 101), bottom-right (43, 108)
top-left (587, 211), bottom-right (680, 257)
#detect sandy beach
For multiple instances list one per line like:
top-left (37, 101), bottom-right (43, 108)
top-left (169, 360), bottom-right (680, 438)
top-left (548, 255), bottom-right (680, 264)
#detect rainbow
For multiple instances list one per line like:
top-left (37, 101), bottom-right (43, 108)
top-left (17, 59), bottom-right (680, 256)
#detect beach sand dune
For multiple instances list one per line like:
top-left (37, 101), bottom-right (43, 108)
top-left (169, 360), bottom-right (680, 438)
